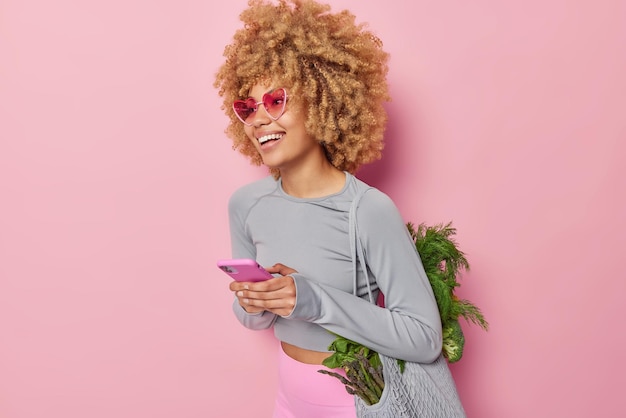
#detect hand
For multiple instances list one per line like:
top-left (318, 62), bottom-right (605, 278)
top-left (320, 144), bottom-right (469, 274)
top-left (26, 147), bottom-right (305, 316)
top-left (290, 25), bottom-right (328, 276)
top-left (229, 263), bottom-right (298, 316)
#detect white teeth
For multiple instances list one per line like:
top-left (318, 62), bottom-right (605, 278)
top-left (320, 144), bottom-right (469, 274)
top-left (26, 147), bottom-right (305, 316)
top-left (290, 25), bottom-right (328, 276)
top-left (258, 133), bottom-right (282, 144)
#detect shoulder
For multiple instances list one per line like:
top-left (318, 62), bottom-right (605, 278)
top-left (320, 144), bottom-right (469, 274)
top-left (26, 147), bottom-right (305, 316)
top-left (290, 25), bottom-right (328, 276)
top-left (228, 175), bottom-right (278, 212)
top-left (348, 177), bottom-right (406, 235)
top-left (350, 179), bottom-right (410, 243)
top-left (359, 190), bottom-right (400, 224)
top-left (351, 177), bottom-right (398, 217)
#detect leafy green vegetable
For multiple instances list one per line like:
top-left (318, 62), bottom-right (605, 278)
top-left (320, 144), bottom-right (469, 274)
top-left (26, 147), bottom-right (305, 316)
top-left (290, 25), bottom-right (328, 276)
top-left (408, 222), bottom-right (489, 336)
top-left (442, 318), bottom-right (465, 363)
top-left (319, 342), bottom-right (384, 405)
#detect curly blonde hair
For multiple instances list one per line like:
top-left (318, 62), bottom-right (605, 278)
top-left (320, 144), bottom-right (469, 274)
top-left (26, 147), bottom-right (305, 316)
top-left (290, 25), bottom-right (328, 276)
top-left (214, 0), bottom-right (390, 175)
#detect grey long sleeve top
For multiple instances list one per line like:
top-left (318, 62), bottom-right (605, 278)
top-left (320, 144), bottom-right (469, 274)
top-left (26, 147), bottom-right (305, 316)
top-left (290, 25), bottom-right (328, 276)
top-left (228, 172), bottom-right (442, 363)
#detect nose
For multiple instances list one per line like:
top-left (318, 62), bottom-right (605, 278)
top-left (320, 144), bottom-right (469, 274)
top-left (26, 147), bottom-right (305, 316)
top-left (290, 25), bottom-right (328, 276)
top-left (250, 104), bottom-right (272, 127)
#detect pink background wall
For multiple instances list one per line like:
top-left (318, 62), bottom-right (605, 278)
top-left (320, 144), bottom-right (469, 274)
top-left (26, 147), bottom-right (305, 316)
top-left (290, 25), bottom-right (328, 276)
top-left (1, 0), bottom-right (624, 417)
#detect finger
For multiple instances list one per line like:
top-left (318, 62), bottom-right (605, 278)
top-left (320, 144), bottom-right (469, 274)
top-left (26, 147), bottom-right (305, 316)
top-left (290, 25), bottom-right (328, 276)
top-left (266, 263), bottom-right (298, 276)
top-left (233, 276), bottom-right (296, 316)
top-left (229, 282), bottom-right (250, 292)
top-left (230, 277), bottom-right (284, 291)
top-left (236, 297), bottom-right (265, 314)
top-left (240, 295), bottom-right (296, 316)
top-left (239, 276), bottom-right (294, 295)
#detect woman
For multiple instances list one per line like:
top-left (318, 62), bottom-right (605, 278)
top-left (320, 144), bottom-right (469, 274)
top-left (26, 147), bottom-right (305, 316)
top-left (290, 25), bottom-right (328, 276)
top-left (214, 1), bottom-right (455, 416)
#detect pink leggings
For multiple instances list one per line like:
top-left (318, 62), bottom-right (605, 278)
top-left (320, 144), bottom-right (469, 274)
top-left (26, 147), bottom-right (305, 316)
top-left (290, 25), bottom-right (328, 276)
top-left (273, 344), bottom-right (356, 418)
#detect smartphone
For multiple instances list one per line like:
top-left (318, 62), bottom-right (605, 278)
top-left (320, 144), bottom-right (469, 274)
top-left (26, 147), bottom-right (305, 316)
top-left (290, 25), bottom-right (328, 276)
top-left (216, 258), bottom-right (273, 282)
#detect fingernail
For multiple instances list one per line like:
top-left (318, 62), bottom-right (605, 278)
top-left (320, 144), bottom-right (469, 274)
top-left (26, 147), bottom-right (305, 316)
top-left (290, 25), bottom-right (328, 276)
top-left (237, 291), bottom-right (243, 297)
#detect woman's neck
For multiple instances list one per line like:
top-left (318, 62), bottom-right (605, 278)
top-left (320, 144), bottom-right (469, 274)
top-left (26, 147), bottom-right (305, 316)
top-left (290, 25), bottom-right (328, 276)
top-left (280, 163), bottom-right (346, 199)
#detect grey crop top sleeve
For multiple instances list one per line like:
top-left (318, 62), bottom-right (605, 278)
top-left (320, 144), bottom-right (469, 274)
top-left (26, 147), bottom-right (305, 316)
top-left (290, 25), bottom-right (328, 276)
top-left (227, 173), bottom-right (442, 364)
top-left (228, 180), bottom-right (278, 331)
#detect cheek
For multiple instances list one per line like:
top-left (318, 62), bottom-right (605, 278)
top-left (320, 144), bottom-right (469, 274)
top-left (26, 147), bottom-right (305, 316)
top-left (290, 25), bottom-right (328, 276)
top-left (244, 126), bottom-right (257, 143)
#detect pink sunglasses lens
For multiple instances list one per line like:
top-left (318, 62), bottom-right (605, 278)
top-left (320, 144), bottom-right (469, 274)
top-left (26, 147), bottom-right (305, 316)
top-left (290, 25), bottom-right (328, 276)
top-left (233, 98), bottom-right (258, 122)
top-left (262, 89), bottom-right (286, 119)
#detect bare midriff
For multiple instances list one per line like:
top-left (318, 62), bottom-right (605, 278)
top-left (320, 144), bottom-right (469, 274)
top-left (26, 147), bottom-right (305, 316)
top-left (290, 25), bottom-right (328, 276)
top-left (281, 341), bottom-right (332, 365)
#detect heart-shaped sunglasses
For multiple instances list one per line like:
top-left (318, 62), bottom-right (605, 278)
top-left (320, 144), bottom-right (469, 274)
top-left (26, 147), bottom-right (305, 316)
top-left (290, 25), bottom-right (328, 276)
top-left (232, 88), bottom-right (288, 126)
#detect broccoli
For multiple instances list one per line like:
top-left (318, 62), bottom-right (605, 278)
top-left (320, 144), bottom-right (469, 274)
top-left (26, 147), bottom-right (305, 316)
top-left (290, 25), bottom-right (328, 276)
top-left (442, 319), bottom-right (465, 363)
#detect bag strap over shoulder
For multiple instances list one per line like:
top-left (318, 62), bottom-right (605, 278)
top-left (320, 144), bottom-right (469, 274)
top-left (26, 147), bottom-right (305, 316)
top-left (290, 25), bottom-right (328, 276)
top-left (349, 186), bottom-right (374, 304)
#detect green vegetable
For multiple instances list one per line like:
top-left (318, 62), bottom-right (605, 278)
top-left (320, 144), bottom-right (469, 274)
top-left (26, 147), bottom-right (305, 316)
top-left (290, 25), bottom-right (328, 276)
top-left (319, 343), bottom-right (384, 405)
top-left (442, 318), bottom-right (465, 363)
top-left (408, 222), bottom-right (489, 334)
top-left (407, 222), bottom-right (489, 362)
top-left (319, 221), bottom-right (489, 403)
top-left (322, 334), bottom-right (381, 370)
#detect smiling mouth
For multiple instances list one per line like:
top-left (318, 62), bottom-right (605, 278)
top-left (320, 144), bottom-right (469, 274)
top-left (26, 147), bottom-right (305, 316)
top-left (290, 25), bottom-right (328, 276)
top-left (258, 133), bottom-right (283, 145)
